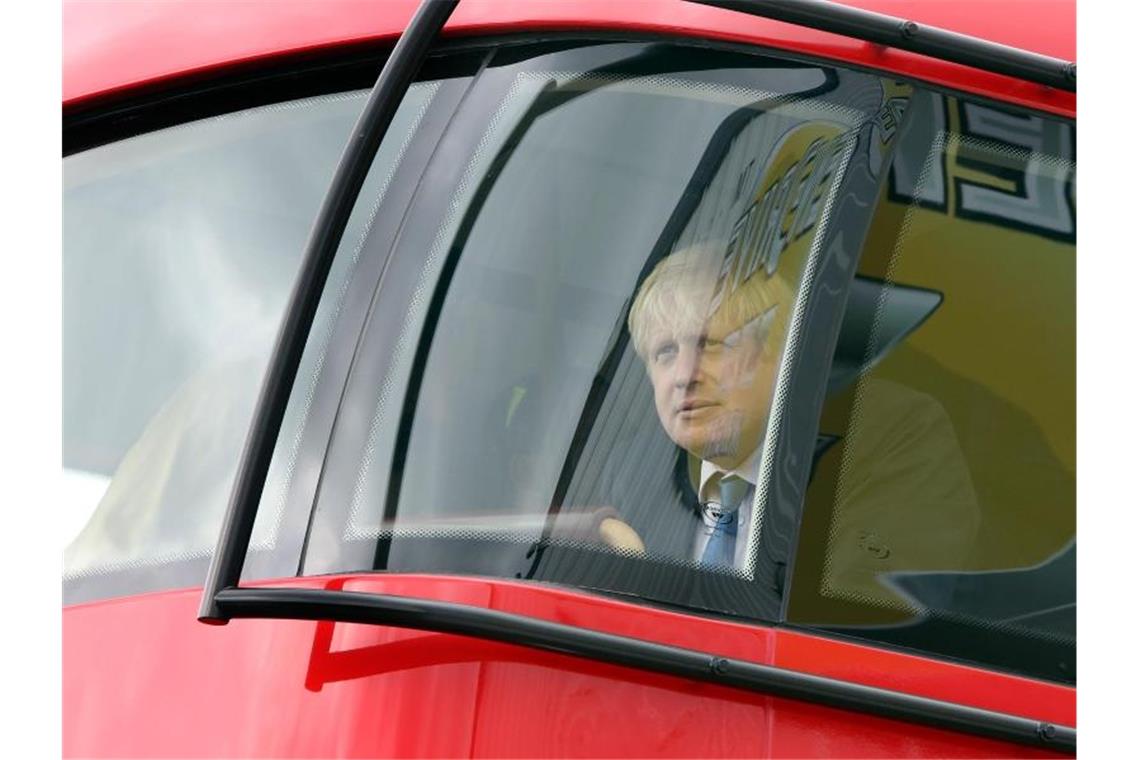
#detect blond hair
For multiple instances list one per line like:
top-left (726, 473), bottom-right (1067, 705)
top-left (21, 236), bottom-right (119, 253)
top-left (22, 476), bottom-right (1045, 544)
top-left (628, 242), bottom-right (794, 361)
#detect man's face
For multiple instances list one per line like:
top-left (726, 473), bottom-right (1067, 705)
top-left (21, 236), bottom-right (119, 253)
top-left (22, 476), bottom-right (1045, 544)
top-left (645, 307), bottom-right (777, 470)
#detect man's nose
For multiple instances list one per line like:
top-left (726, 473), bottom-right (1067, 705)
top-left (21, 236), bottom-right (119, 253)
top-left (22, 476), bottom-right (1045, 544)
top-left (672, 343), bottom-right (704, 388)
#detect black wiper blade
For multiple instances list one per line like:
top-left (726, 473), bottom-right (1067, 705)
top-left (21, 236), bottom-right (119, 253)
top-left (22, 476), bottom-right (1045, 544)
top-left (198, 0), bottom-right (459, 622)
top-left (689, 0), bottom-right (1076, 92)
top-left (214, 586), bottom-right (1075, 753)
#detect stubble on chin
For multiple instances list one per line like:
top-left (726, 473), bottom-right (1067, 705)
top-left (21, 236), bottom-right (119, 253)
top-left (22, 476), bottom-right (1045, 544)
top-left (678, 411), bottom-right (744, 463)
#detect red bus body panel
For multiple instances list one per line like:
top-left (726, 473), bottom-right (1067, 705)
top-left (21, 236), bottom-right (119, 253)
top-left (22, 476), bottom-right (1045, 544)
top-left (64, 0), bottom-right (1075, 117)
top-left (64, 575), bottom-right (1073, 758)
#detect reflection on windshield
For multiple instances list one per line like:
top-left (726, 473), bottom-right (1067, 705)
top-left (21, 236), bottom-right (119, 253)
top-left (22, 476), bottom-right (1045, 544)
top-left (63, 93), bottom-right (371, 587)
top-left (61, 87), bottom-right (439, 599)
top-left (787, 91), bottom-right (1076, 683)
top-left (303, 44), bottom-right (885, 609)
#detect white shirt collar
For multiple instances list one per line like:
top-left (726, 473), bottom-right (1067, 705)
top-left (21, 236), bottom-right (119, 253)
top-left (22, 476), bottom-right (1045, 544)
top-left (697, 444), bottom-right (764, 504)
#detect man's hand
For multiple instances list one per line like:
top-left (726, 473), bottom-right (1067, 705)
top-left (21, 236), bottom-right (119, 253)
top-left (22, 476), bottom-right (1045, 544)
top-left (598, 517), bottom-right (646, 555)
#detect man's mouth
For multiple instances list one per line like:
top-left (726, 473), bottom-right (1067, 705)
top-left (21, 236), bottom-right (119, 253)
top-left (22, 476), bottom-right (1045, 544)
top-left (676, 398), bottom-right (717, 414)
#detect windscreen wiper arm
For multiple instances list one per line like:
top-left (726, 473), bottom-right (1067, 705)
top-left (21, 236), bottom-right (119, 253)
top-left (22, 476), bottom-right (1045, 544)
top-left (689, 0), bottom-right (1075, 92)
top-left (199, 0), bottom-right (459, 622)
top-left (214, 586), bottom-right (1075, 753)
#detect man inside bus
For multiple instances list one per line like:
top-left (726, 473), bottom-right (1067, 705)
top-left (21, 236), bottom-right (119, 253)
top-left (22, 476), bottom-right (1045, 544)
top-left (594, 241), bottom-right (787, 570)
top-left (594, 239), bottom-right (980, 610)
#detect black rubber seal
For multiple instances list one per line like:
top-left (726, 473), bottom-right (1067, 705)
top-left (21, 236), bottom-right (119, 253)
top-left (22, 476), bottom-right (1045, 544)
top-left (691, 0), bottom-right (1076, 92)
top-left (214, 586), bottom-right (1076, 753)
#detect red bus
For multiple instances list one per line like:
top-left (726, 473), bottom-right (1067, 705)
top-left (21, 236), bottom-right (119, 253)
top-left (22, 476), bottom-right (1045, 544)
top-left (63, 1), bottom-right (1076, 755)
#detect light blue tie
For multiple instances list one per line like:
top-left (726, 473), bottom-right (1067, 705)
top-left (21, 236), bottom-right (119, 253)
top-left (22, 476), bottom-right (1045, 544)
top-left (700, 476), bottom-right (749, 567)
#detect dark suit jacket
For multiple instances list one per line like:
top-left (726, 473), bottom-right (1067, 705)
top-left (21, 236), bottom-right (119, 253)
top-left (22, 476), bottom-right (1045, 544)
top-left (563, 377), bottom-right (981, 613)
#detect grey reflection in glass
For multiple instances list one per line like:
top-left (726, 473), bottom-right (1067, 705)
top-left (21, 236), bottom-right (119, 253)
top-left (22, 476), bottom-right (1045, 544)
top-left (63, 92), bottom-right (370, 586)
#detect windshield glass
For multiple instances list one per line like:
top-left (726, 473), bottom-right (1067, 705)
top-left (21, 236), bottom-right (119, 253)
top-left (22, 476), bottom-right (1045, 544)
top-left (63, 92), bottom-right (367, 590)
top-left (301, 43), bottom-right (898, 622)
top-left (62, 80), bottom-right (450, 603)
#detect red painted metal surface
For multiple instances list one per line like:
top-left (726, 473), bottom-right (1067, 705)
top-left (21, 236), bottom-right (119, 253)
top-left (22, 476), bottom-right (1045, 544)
top-left (63, 574), bottom-right (1074, 758)
top-left (63, 0), bottom-right (1075, 117)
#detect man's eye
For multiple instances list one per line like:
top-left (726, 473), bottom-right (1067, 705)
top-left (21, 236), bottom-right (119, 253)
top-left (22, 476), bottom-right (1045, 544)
top-left (698, 335), bottom-right (722, 351)
top-left (653, 343), bottom-right (677, 364)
